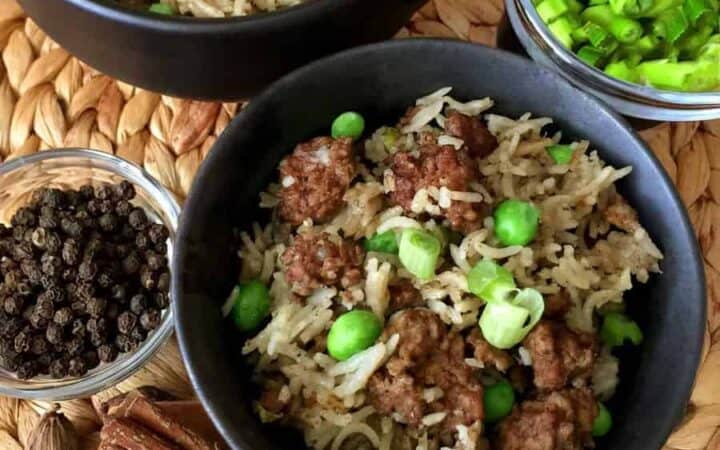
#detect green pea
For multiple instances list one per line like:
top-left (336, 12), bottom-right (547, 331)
top-left (484, 380), bottom-right (515, 423)
top-left (148, 2), bottom-right (176, 14)
top-left (592, 403), bottom-right (613, 437)
top-left (331, 112), bottom-right (365, 141)
top-left (231, 280), bottom-right (271, 332)
top-left (327, 310), bottom-right (382, 361)
top-left (493, 200), bottom-right (540, 246)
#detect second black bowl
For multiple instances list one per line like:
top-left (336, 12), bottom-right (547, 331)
top-left (18, 0), bottom-right (424, 100)
top-left (174, 40), bottom-right (705, 449)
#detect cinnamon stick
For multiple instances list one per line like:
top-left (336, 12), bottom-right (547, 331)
top-left (156, 401), bottom-right (226, 448)
top-left (101, 418), bottom-right (181, 450)
top-left (105, 392), bottom-right (217, 450)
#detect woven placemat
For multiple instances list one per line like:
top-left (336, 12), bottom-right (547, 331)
top-left (0, 1), bottom-right (717, 449)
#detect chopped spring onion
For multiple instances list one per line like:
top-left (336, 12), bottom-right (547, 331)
top-left (684, 0), bottom-right (712, 23)
top-left (363, 230), bottom-right (399, 254)
top-left (583, 5), bottom-right (644, 43)
top-left (468, 260), bottom-right (517, 302)
top-left (604, 60), bottom-right (641, 81)
top-left (652, 6), bottom-right (690, 42)
top-left (577, 45), bottom-right (607, 65)
top-left (382, 127), bottom-right (401, 150)
top-left (549, 17), bottom-right (577, 47)
top-left (148, 2), bottom-right (176, 14)
top-left (479, 288), bottom-right (545, 349)
top-left (546, 144), bottom-right (576, 164)
top-left (592, 403), bottom-right (613, 437)
top-left (600, 312), bottom-right (643, 347)
top-left (698, 34), bottom-right (720, 59)
top-left (537, 0), bottom-right (571, 22)
top-left (398, 228), bottom-right (442, 280)
top-left (638, 59), bottom-right (719, 90)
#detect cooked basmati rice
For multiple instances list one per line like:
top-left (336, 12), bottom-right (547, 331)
top-left (160, 0), bottom-right (305, 17)
top-left (232, 87), bottom-right (662, 450)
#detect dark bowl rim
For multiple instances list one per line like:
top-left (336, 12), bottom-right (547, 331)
top-left (173, 38), bottom-right (706, 450)
top-left (53, 0), bottom-right (345, 32)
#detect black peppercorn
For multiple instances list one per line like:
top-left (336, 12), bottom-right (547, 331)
top-left (105, 303), bottom-right (120, 321)
top-left (40, 254), bottom-right (61, 277)
top-left (30, 335), bottom-right (47, 355)
top-left (70, 301), bottom-right (86, 315)
top-left (157, 272), bottom-right (170, 293)
top-left (35, 294), bottom-right (55, 319)
top-left (41, 188), bottom-right (65, 208)
top-left (98, 213), bottom-right (118, 233)
top-left (147, 223), bottom-right (169, 245)
top-left (117, 311), bottom-right (137, 335)
top-left (17, 361), bottom-right (38, 379)
top-left (29, 312), bottom-right (48, 330)
top-left (95, 184), bottom-right (113, 201)
top-left (75, 283), bottom-right (95, 301)
top-left (86, 317), bottom-right (108, 336)
top-left (70, 319), bottom-right (86, 338)
top-left (45, 323), bottom-right (64, 345)
top-left (115, 200), bottom-right (131, 217)
top-left (11, 208), bottom-right (37, 227)
top-left (115, 181), bottom-right (135, 201)
top-left (78, 260), bottom-right (98, 281)
top-left (61, 267), bottom-right (76, 282)
top-left (98, 344), bottom-right (117, 363)
top-left (13, 242), bottom-right (34, 260)
top-left (86, 297), bottom-right (107, 318)
top-left (129, 295), bottom-right (147, 315)
top-left (3, 296), bottom-right (23, 316)
top-left (154, 292), bottom-right (170, 309)
top-left (135, 233), bottom-right (150, 250)
top-left (31, 228), bottom-right (47, 249)
top-left (0, 317), bottom-right (22, 338)
top-left (140, 309), bottom-right (161, 331)
top-left (39, 275), bottom-right (57, 291)
top-left (122, 253), bottom-right (141, 275)
top-left (128, 209), bottom-right (148, 230)
top-left (49, 358), bottom-right (68, 378)
top-left (53, 307), bottom-right (72, 326)
top-left (146, 252), bottom-right (166, 271)
top-left (79, 185), bottom-right (94, 199)
top-left (97, 270), bottom-right (114, 289)
top-left (38, 214), bottom-right (58, 230)
top-left (130, 326), bottom-right (146, 342)
top-left (140, 267), bottom-right (157, 291)
top-left (83, 350), bottom-right (100, 370)
top-left (110, 285), bottom-right (127, 304)
top-left (61, 239), bottom-right (80, 266)
top-left (115, 334), bottom-right (137, 353)
top-left (65, 336), bottom-right (84, 356)
top-left (44, 232), bottom-right (61, 254)
top-left (60, 217), bottom-right (83, 238)
top-left (13, 331), bottom-right (30, 353)
top-left (68, 356), bottom-right (87, 377)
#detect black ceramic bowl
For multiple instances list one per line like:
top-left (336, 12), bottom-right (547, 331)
top-left (173, 40), bottom-right (705, 450)
top-left (18, 0), bottom-right (424, 100)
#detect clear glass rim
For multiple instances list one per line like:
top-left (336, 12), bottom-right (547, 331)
top-left (0, 149), bottom-right (180, 400)
top-left (511, 0), bottom-right (720, 108)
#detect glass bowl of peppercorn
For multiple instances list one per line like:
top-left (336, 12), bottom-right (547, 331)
top-left (0, 149), bottom-right (179, 400)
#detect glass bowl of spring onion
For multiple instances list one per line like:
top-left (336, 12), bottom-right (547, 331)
top-left (505, 0), bottom-right (720, 120)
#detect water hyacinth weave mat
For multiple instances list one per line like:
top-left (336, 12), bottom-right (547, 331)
top-left (0, 0), bottom-right (718, 449)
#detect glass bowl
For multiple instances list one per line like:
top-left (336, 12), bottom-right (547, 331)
top-left (0, 149), bottom-right (180, 400)
top-left (505, 0), bottom-right (720, 121)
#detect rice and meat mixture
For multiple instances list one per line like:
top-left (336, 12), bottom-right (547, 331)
top-left (157, 0), bottom-right (304, 17)
top-left (228, 87), bottom-right (663, 450)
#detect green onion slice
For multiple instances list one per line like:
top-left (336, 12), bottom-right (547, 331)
top-left (468, 260), bottom-right (517, 302)
top-left (546, 144), bottom-right (576, 164)
top-left (398, 228), bottom-right (442, 280)
top-left (600, 312), bottom-right (643, 348)
top-left (148, 2), bottom-right (176, 14)
top-left (479, 288), bottom-right (545, 349)
top-left (363, 230), bottom-right (399, 254)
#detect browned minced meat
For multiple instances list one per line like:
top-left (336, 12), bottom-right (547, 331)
top-left (603, 197), bottom-right (639, 233)
top-left (387, 144), bottom-right (484, 233)
top-left (497, 388), bottom-right (597, 450)
top-left (523, 321), bottom-right (597, 391)
top-left (387, 279), bottom-right (424, 313)
top-left (281, 232), bottom-right (364, 296)
top-left (258, 388), bottom-right (289, 414)
top-left (367, 309), bottom-right (484, 431)
top-left (444, 111), bottom-right (498, 159)
top-left (543, 289), bottom-right (572, 319)
top-left (467, 328), bottom-right (513, 372)
top-left (277, 136), bottom-right (355, 225)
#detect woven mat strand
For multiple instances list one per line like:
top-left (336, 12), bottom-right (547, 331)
top-left (0, 1), bottom-right (718, 449)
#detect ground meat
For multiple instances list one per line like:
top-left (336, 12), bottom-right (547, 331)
top-left (386, 144), bottom-right (484, 233)
top-left (444, 111), bottom-right (498, 159)
top-left (497, 388), bottom-right (597, 450)
top-left (387, 280), bottom-right (424, 313)
top-left (281, 232), bottom-right (364, 296)
top-left (543, 289), bottom-right (572, 319)
top-left (277, 137), bottom-right (356, 225)
top-left (523, 321), bottom-right (597, 391)
top-left (467, 328), bottom-right (513, 372)
top-left (603, 197), bottom-right (639, 233)
top-left (367, 309), bottom-right (484, 431)
top-left (258, 388), bottom-right (289, 414)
